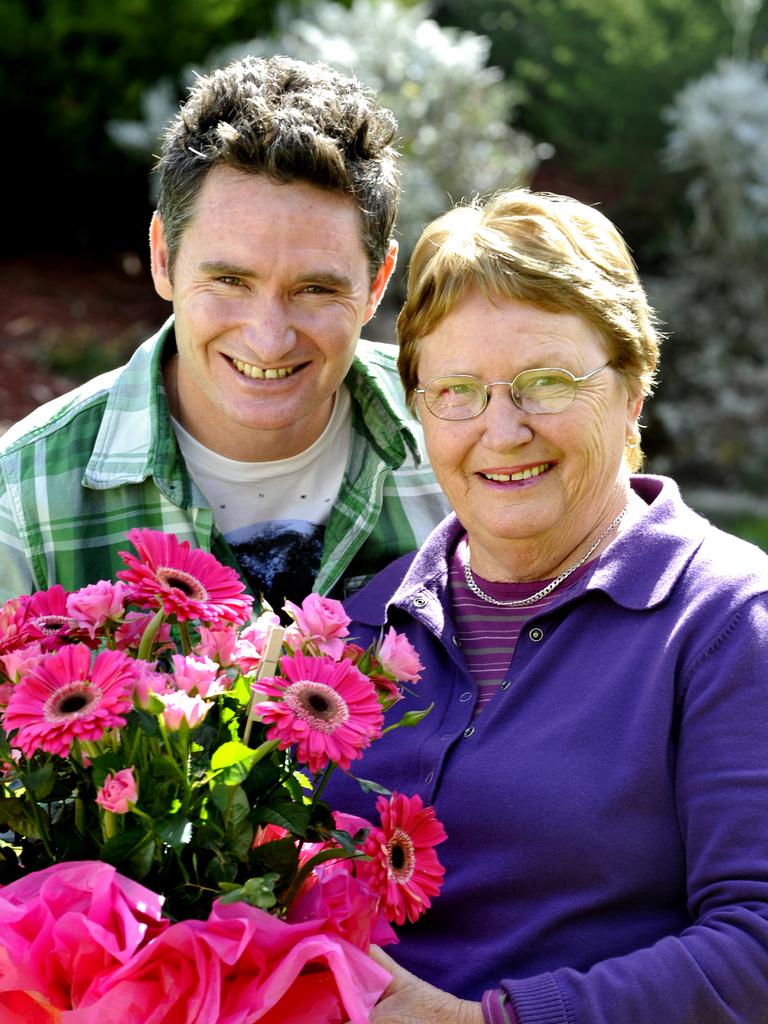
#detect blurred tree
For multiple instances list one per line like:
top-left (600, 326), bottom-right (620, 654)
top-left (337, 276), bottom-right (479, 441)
top-left (432, 0), bottom-right (768, 265)
top-left (110, 0), bottom-right (538, 298)
top-left (2, 0), bottom-right (305, 256)
top-left (649, 55), bottom-right (768, 497)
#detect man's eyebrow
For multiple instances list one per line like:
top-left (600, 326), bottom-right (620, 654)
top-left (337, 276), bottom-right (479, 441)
top-left (301, 271), bottom-right (355, 290)
top-left (199, 260), bottom-right (253, 277)
top-left (198, 261), bottom-right (355, 291)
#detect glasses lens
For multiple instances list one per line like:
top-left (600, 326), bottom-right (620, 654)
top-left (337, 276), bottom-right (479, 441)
top-left (424, 376), bottom-right (485, 419)
top-left (513, 369), bottom-right (577, 413)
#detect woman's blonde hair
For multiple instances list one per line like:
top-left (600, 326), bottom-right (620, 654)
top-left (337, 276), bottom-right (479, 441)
top-left (397, 189), bottom-right (662, 470)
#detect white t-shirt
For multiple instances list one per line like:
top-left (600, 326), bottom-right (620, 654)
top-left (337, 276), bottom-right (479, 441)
top-left (172, 386), bottom-right (352, 609)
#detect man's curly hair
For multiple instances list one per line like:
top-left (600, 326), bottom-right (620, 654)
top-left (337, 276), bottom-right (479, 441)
top-left (155, 55), bottom-right (400, 279)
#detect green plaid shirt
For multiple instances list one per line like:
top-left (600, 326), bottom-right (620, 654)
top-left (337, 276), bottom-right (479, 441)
top-left (0, 319), bottom-right (449, 604)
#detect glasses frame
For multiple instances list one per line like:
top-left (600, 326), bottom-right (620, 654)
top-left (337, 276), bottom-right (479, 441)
top-left (414, 362), bottom-right (611, 420)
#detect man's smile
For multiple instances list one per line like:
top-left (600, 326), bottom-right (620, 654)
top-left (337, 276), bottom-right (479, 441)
top-left (231, 357), bottom-right (298, 380)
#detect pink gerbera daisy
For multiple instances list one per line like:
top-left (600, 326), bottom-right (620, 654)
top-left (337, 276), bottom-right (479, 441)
top-left (361, 792), bottom-right (447, 926)
top-left (117, 528), bottom-right (253, 625)
top-left (253, 651), bottom-right (383, 773)
top-left (3, 644), bottom-right (138, 758)
top-left (23, 585), bottom-right (84, 650)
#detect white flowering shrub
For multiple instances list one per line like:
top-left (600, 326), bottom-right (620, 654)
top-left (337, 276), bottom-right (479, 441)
top-left (649, 58), bottom-right (768, 495)
top-left (663, 59), bottom-right (768, 250)
top-left (110, 0), bottom-right (537, 297)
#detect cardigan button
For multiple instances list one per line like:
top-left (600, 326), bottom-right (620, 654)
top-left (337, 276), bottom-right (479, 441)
top-left (452, 635), bottom-right (462, 648)
top-left (463, 726), bottom-right (475, 738)
top-left (528, 626), bottom-right (544, 642)
top-left (500, 679), bottom-right (511, 690)
top-left (413, 596), bottom-right (427, 608)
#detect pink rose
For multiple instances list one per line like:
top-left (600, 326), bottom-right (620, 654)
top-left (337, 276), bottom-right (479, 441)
top-left (171, 654), bottom-right (228, 698)
top-left (234, 611), bottom-right (281, 674)
top-left (283, 594), bottom-right (350, 660)
top-left (131, 661), bottom-right (173, 710)
top-left (195, 625), bottom-right (239, 667)
top-left (0, 639), bottom-right (46, 684)
top-left (113, 611), bottom-right (173, 654)
top-left (376, 627), bottom-right (423, 683)
top-left (66, 581), bottom-right (127, 638)
top-left (160, 690), bottom-right (211, 731)
top-left (95, 768), bottom-right (138, 814)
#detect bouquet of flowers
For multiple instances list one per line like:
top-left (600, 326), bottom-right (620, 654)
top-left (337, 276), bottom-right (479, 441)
top-left (0, 529), bottom-right (446, 1024)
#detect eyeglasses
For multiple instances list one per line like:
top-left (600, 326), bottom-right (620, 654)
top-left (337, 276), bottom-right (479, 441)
top-left (414, 363), bottom-right (610, 420)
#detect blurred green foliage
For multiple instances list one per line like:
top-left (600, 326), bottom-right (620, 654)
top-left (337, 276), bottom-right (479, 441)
top-left (432, 0), bottom-right (768, 264)
top-left (3, 0), bottom-right (311, 255)
top-left (110, 0), bottom-right (537, 298)
top-left (709, 514), bottom-right (768, 551)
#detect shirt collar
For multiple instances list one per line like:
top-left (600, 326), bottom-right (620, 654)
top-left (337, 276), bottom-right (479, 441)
top-left (346, 347), bottom-right (422, 467)
top-left (83, 317), bottom-right (190, 503)
top-left (346, 476), bottom-right (710, 626)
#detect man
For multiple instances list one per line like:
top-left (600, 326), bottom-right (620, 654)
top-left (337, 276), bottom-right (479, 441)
top-left (0, 56), bottom-right (448, 608)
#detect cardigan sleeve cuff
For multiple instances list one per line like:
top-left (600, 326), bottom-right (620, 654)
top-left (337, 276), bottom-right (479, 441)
top-left (500, 973), bottom-right (572, 1024)
top-left (482, 988), bottom-right (519, 1024)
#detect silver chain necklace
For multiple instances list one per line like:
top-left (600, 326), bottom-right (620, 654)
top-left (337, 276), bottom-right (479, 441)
top-left (462, 504), bottom-right (629, 608)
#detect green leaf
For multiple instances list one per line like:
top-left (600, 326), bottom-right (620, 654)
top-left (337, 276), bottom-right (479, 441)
top-left (241, 757), bottom-right (281, 801)
top-left (248, 835), bottom-right (299, 879)
top-left (207, 858), bottom-right (238, 884)
top-left (329, 827), bottom-right (367, 855)
top-left (217, 872), bottom-right (279, 909)
top-left (210, 785), bottom-right (252, 859)
top-left (22, 763), bottom-right (55, 801)
top-left (0, 796), bottom-right (39, 838)
top-left (209, 741), bottom-right (262, 784)
top-left (100, 827), bottom-right (155, 879)
top-left (353, 777), bottom-right (392, 796)
top-left (155, 814), bottom-right (192, 850)
top-left (251, 800), bottom-right (311, 837)
top-left (283, 770), bottom-right (311, 804)
top-left (89, 751), bottom-right (126, 787)
top-left (211, 740), bottom-right (256, 771)
top-left (151, 753), bottom-right (185, 778)
top-left (133, 706), bottom-right (162, 736)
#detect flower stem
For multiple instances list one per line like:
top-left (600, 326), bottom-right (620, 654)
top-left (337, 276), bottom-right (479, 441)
top-left (179, 621), bottom-right (192, 655)
top-left (75, 795), bottom-right (86, 836)
top-left (102, 810), bottom-right (120, 840)
top-left (27, 796), bottom-right (55, 861)
top-left (137, 607), bottom-right (167, 662)
top-left (312, 763), bottom-right (336, 805)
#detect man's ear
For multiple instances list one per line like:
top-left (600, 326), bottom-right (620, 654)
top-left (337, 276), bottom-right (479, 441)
top-left (363, 239), bottom-right (398, 323)
top-left (149, 212), bottom-right (173, 302)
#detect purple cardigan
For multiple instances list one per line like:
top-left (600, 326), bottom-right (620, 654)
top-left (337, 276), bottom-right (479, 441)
top-left (324, 476), bottom-right (768, 1023)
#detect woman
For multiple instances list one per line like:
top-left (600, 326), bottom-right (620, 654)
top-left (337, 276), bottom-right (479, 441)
top-left (331, 189), bottom-right (768, 1024)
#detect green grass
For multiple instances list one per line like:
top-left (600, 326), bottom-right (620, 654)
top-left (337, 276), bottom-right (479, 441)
top-left (708, 515), bottom-right (768, 552)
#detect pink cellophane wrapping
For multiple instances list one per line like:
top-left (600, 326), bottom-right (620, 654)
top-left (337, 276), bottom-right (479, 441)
top-left (0, 862), bottom-right (391, 1024)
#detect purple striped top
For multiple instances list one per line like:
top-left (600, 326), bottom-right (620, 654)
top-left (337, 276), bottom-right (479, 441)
top-left (448, 535), bottom-right (593, 717)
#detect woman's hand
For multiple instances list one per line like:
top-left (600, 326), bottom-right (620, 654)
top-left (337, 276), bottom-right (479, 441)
top-left (357, 945), bottom-right (485, 1024)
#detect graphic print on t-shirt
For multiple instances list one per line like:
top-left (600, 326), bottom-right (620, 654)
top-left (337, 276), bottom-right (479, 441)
top-left (227, 519), bottom-right (325, 611)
